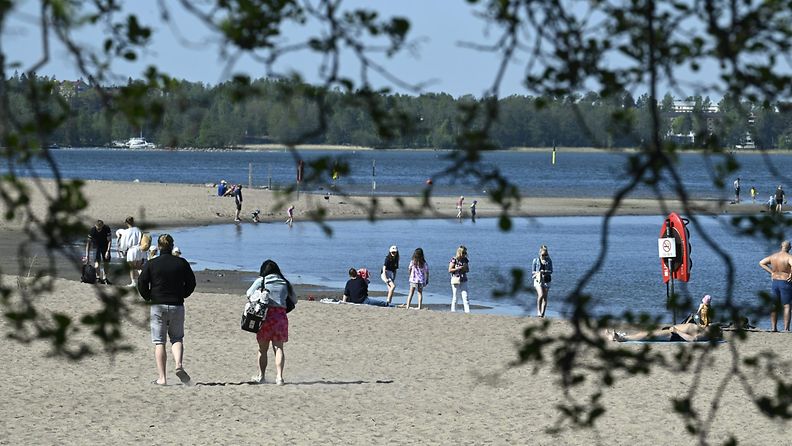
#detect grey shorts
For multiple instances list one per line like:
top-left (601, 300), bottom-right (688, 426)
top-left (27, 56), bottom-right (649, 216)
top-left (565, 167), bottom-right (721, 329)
top-left (150, 304), bottom-right (185, 344)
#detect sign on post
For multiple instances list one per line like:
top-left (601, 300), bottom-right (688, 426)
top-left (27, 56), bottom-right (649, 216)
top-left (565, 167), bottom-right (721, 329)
top-left (658, 237), bottom-right (676, 258)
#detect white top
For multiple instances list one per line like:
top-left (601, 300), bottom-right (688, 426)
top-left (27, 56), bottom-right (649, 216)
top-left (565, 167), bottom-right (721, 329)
top-left (126, 246), bottom-right (147, 263)
top-left (117, 227), bottom-right (142, 252)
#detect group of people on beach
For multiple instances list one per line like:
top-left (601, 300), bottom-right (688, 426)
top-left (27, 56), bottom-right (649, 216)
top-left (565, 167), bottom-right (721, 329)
top-left (733, 177), bottom-right (786, 213)
top-left (339, 243), bottom-right (553, 317)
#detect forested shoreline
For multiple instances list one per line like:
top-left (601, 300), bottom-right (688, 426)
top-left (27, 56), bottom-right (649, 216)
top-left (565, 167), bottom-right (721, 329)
top-left (8, 73), bottom-right (792, 150)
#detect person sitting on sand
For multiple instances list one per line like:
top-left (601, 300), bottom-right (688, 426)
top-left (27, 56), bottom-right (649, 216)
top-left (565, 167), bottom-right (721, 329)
top-left (343, 268), bottom-right (388, 307)
top-left (608, 323), bottom-right (723, 342)
top-left (681, 294), bottom-right (714, 326)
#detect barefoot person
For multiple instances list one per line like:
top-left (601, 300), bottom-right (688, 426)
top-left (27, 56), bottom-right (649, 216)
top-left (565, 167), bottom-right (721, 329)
top-left (448, 245), bottom-right (470, 313)
top-left (759, 241), bottom-right (792, 331)
top-left (116, 216), bottom-right (142, 286)
top-left (381, 245), bottom-right (399, 305)
top-left (532, 245), bottom-right (553, 318)
top-left (608, 323), bottom-right (722, 342)
top-left (137, 234), bottom-right (196, 386)
top-left (343, 268), bottom-right (389, 306)
top-left (405, 248), bottom-right (429, 310)
top-left (245, 260), bottom-right (297, 385)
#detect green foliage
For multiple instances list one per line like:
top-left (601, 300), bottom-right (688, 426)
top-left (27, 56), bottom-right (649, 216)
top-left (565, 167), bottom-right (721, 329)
top-left (4, 1), bottom-right (792, 444)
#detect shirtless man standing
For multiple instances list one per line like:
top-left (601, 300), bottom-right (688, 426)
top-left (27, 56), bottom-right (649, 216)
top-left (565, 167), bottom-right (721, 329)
top-left (759, 241), bottom-right (792, 331)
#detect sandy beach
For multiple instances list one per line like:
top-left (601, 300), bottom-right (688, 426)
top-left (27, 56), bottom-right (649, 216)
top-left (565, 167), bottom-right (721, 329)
top-left (0, 178), bottom-right (787, 444)
top-left (1, 275), bottom-right (789, 445)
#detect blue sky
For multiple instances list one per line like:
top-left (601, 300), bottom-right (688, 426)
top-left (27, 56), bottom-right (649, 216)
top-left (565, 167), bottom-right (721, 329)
top-left (4, 0), bottom-right (533, 97)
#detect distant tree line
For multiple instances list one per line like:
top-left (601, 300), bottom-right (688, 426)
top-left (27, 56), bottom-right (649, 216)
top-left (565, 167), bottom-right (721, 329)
top-left (7, 72), bottom-right (792, 150)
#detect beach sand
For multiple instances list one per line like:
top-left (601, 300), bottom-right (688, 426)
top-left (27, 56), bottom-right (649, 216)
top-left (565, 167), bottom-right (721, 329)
top-left (1, 275), bottom-right (789, 445)
top-left (0, 179), bottom-right (787, 444)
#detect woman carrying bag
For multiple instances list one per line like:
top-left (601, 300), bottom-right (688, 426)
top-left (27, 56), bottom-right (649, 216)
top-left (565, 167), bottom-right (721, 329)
top-left (448, 245), bottom-right (470, 313)
top-left (532, 245), bottom-right (553, 318)
top-left (245, 259), bottom-right (297, 385)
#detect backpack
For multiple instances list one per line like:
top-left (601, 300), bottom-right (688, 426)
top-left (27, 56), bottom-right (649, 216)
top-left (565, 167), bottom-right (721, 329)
top-left (81, 264), bottom-right (97, 284)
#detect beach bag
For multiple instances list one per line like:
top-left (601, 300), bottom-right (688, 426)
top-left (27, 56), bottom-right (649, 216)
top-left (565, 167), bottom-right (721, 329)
top-left (451, 275), bottom-right (461, 285)
top-left (81, 264), bottom-right (97, 284)
top-left (542, 272), bottom-right (552, 283)
top-left (286, 294), bottom-right (296, 313)
top-left (241, 300), bottom-right (268, 333)
top-left (241, 289), bottom-right (269, 333)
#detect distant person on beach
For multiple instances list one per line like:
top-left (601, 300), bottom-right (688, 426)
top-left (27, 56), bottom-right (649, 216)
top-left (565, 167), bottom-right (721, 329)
top-left (286, 205), bottom-right (294, 225)
top-left (470, 200), bottom-right (477, 221)
top-left (381, 245), bottom-right (399, 305)
top-left (125, 232), bottom-right (151, 287)
top-left (137, 234), bottom-right (196, 386)
top-left (116, 216), bottom-right (142, 259)
top-left (532, 245), bottom-right (553, 318)
top-left (172, 246), bottom-right (182, 257)
top-left (343, 268), bottom-right (389, 307)
top-left (217, 179), bottom-right (227, 196)
top-left (245, 260), bottom-right (297, 385)
top-left (759, 241), bottom-right (792, 332)
top-left (448, 245), bottom-right (470, 313)
top-left (750, 186), bottom-right (757, 203)
top-left (607, 323), bottom-right (722, 342)
top-left (233, 184), bottom-right (243, 222)
top-left (456, 196), bottom-right (465, 219)
top-left (405, 248), bottom-right (429, 310)
top-left (775, 185), bottom-right (785, 213)
top-left (85, 219), bottom-right (112, 284)
top-left (733, 177), bottom-right (740, 203)
top-left (223, 183), bottom-right (236, 197)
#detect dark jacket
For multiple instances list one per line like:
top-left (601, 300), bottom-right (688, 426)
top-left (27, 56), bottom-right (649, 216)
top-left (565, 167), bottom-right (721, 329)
top-left (138, 253), bottom-right (196, 305)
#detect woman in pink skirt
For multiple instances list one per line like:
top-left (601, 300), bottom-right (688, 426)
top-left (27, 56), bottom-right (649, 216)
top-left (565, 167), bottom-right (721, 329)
top-left (245, 259), bottom-right (297, 385)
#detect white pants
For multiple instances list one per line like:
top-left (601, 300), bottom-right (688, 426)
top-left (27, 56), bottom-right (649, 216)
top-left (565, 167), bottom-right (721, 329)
top-left (451, 281), bottom-right (470, 313)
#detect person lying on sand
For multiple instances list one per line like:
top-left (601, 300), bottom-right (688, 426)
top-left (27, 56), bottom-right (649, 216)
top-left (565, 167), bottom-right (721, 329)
top-left (606, 323), bottom-right (723, 342)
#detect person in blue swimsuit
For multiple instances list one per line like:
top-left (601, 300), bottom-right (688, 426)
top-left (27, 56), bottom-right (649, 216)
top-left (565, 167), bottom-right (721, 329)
top-left (759, 241), bottom-right (792, 332)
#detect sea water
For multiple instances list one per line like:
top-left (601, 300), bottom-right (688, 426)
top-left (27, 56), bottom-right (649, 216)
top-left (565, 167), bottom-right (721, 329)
top-left (167, 215), bottom-right (776, 323)
top-left (6, 147), bottom-right (792, 200)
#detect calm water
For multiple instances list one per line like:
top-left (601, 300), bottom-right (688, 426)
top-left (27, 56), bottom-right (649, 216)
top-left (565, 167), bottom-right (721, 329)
top-left (164, 216), bottom-right (774, 323)
top-left (6, 147), bottom-right (792, 199)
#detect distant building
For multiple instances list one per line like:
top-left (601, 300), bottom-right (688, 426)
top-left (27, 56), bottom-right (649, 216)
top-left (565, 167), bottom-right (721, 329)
top-left (671, 100), bottom-right (719, 114)
top-left (56, 79), bottom-right (89, 98)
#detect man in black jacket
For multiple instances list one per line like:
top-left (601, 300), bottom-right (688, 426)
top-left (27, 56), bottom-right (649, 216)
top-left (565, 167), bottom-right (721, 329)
top-left (138, 234), bottom-right (196, 385)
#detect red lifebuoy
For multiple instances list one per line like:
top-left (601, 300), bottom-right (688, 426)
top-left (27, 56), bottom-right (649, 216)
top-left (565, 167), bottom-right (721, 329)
top-left (659, 212), bottom-right (692, 283)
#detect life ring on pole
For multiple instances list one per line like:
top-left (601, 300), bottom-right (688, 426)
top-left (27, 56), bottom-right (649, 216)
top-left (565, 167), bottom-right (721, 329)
top-left (659, 212), bottom-right (692, 283)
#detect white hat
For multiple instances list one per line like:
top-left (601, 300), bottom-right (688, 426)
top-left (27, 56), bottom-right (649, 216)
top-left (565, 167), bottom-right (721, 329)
top-left (221, 179), bottom-right (227, 184)
top-left (173, 246), bottom-right (181, 255)
top-left (389, 245), bottom-right (398, 253)
top-left (149, 246), bottom-right (157, 252)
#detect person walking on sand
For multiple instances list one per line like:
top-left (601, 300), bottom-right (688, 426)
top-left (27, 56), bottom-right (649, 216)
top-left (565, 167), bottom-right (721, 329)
top-left (456, 196), bottom-right (465, 219)
top-left (381, 245), bottom-right (399, 305)
top-left (448, 245), bottom-right (470, 313)
top-left (285, 205), bottom-right (294, 226)
top-left (137, 234), bottom-right (196, 386)
top-left (233, 184), bottom-right (243, 222)
top-left (125, 232), bottom-right (151, 287)
top-left (733, 177), bottom-right (741, 203)
top-left (116, 216), bottom-right (141, 260)
top-left (245, 260), bottom-right (297, 385)
top-left (405, 248), bottom-right (429, 310)
top-left (532, 245), bottom-right (553, 318)
top-left (85, 219), bottom-right (112, 284)
top-left (470, 200), bottom-right (477, 221)
top-left (759, 241), bottom-right (792, 331)
top-left (750, 186), bottom-right (757, 203)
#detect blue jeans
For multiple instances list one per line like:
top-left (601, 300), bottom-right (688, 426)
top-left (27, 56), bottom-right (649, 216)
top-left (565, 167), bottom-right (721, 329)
top-left (363, 297), bottom-right (389, 307)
